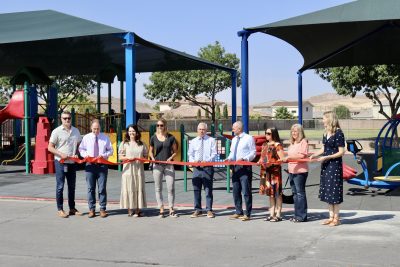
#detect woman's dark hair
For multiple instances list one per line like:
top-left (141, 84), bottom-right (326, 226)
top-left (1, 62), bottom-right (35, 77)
top-left (266, 127), bottom-right (281, 143)
top-left (124, 124), bottom-right (143, 145)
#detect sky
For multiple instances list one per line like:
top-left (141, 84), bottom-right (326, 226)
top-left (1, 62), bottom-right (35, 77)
top-left (1, 0), bottom-right (352, 105)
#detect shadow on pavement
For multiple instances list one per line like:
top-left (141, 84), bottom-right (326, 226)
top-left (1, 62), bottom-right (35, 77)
top-left (341, 213), bottom-right (395, 224)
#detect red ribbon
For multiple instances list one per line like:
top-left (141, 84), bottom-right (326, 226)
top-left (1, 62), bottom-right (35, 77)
top-left (61, 157), bottom-right (259, 166)
top-left (60, 156), bottom-right (320, 167)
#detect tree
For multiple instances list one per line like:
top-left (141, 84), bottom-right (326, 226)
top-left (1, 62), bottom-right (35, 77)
top-left (316, 65), bottom-right (400, 120)
top-left (250, 113), bottom-right (262, 120)
top-left (215, 104), bottom-right (221, 120)
top-left (205, 108), bottom-right (210, 119)
top-left (333, 105), bottom-right (351, 119)
top-left (223, 104), bottom-right (228, 119)
top-left (41, 75), bottom-right (96, 113)
top-left (0, 77), bottom-right (13, 104)
top-left (153, 103), bottom-right (160, 111)
top-left (144, 41), bottom-right (240, 124)
top-left (274, 107), bottom-right (295, 119)
top-left (196, 109), bottom-right (201, 120)
top-left (0, 75), bottom-right (96, 113)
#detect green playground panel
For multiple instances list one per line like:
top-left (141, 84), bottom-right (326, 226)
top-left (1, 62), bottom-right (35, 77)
top-left (383, 149), bottom-right (400, 176)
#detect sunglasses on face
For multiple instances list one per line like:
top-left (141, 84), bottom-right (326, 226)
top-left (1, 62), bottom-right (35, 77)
top-left (156, 124), bottom-right (164, 127)
top-left (62, 117), bottom-right (71, 120)
top-left (265, 132), bottom-right (272, 135)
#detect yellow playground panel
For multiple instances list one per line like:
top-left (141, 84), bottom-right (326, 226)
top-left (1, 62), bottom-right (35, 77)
top-left (105, 131), bottom-right (182, 163)
top-left (106, 133), bottom-right (118, 163)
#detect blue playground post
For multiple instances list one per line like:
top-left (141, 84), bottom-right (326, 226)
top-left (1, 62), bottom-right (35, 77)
top-left (225, 139), bottom-right (231, 192)
top-left (124, 32), bottom-right (136, 126)
top-left (71, 108), bottom-right (76, 126)
top-left (47, 86), bottom-right (58, 128)
top-left (97, 82), bottom-right (101, 114)
top-left (183, 135), bottom-right (188, 192)
top-left (297, 71), bottom-right (303, 124)
top-left (108, 82), bottom-right (112, 115)
top-left (238, 30), bottom-right (251, 133)
top-left (120, 81), bottom-right (124, 115)
top-left (231, 70), bottom-right (237, 126)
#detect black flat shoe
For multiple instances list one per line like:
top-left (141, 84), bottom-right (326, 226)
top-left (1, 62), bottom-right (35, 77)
top-left (263, 216), bottom-right (274, 221)
top-left (270, 216), bottom-right (282, 222)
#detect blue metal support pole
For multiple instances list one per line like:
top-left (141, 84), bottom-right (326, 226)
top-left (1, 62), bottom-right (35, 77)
top-left (120, 81), bottom-right (124, 115)
top-left (238, 30), bottom-right (250, 133)
top-left (108, 82), bottom-right (112, 115)
top-left (97, 82), bottom-right (101, 114)
top-left (124, 32), bottom-right (136, 126)
top-left (231, 70), bottom-right (237, 126)
top-left (297, 71), bottom-right (303, 125)
top-left (12, 84), bottom-right (17, 155)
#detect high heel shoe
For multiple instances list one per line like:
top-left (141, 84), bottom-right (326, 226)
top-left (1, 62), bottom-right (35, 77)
top-left (329, 216), bottom-right (340, 227)
top-left (321, 217), bottom-right (333, 225)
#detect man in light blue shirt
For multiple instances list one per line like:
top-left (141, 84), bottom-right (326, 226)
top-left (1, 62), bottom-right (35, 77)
top-left (79, 119), bottom-right (113, 218)
top-left (226, 121), bottom-right (256, 221)
top-left (188, 122), bottom-right (217, 218)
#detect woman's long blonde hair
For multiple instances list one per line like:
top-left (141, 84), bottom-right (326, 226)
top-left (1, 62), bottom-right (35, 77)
top-left (323, 111), bottom-right (340, 134)
top-left (290, 123), bottom-right (306, 144)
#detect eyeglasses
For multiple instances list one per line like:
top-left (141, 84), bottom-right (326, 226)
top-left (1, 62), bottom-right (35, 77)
top-left (265, 132), bottom-right (272, 135)
top-left (62, 117), bottom-right (71, 121)
top-left (156, 124), bottom-right (164, 127)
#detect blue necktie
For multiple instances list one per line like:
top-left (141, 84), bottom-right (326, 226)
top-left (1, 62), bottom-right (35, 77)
top-left (233, 136), bottom-right (240, 161)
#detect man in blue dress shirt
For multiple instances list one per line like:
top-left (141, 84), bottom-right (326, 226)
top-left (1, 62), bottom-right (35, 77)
top-left (79, 119), bottom-right (113, 218)
top-left (225, 121), bottom-right (256, 221)
top-left (188, 122), bottom-right (217, 218)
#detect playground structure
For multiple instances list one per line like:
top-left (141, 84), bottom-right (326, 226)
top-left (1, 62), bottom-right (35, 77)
top-left (0, 90), bottom-right (24, 124)
top-left (346, 114), bottom-right (400, 190)
top-left (0, 10), bottom-right (236, 174)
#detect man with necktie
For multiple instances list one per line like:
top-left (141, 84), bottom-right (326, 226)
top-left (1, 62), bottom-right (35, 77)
top-left (225, 121), bottom-right (256, 221)
top-left (79, 119), bottom-right (113, 218)
top-left (188, 122), bottom-right (217, 218)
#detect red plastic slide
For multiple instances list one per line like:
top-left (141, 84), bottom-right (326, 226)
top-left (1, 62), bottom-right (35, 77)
top-left (0, 90), bottom-right (24, 124)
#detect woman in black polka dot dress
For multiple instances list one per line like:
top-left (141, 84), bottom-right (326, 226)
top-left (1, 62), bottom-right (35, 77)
top-left (310, 111), bottom-right (345, 226)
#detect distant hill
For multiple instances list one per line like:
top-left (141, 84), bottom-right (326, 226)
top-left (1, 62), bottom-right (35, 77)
top-left (307, 93), bottom-right (372, 109)
top-left (252, 93), bottom-right (374, 111)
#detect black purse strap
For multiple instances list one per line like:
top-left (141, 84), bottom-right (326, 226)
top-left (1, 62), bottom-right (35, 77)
top-left (283, 175), bottom-right (290, 190)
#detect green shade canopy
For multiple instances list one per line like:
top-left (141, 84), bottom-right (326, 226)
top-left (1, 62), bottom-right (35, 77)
top-left (245, 0), bottom-right (400, 71)
top-left (0, 10), bottom-right (233, 76)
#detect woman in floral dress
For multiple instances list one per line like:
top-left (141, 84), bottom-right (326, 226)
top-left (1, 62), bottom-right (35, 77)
top-left (258, 127), bottom-right (285, 222)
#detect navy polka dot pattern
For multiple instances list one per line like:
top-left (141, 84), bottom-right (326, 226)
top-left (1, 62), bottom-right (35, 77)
top-left (319, 129), bottom-right (345, 204)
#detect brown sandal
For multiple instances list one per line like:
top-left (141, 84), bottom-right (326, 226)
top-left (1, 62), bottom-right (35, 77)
top-left (329, 217), bottom-right (340, 227)
top-left (321, 218), bottom-right (333, 225)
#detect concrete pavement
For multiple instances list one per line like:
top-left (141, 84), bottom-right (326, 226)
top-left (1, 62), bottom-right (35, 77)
top-left (0, 200), bottom-right (399, 267)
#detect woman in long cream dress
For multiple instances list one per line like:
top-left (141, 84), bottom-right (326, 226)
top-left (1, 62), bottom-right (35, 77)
top-left (118, 124), bottom-right (148, 217)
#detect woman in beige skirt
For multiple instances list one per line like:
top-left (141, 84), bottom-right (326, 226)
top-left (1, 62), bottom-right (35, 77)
top-left (118, 124), bottom-right (148, 217)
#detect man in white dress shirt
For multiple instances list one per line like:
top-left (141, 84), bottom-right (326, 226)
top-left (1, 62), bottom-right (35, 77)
top-left (225, 121), bottom-right (256, 221)
top-left (188, 122), bottom-right (217, 218)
